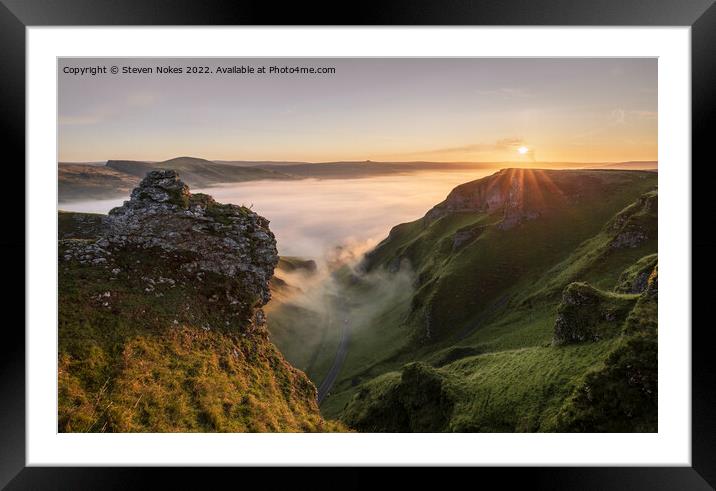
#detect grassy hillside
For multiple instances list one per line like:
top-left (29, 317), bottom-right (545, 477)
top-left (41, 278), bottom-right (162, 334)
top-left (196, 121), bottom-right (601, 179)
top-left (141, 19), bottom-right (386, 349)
top-left (305, 169), bottom-right (658, 432)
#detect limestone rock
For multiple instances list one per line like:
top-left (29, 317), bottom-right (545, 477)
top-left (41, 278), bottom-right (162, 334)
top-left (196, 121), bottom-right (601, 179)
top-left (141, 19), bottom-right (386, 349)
top-left (425, 168), bottom-right (604, 230)
top-left (60, 170), bottom-right (279, 329)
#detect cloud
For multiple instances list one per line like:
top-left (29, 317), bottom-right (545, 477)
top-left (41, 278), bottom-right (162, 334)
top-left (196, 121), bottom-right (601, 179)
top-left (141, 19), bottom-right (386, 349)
top-left (419, 138), bottom-right (525, 156)
top-left (609, 108), bottom-right (657, 126)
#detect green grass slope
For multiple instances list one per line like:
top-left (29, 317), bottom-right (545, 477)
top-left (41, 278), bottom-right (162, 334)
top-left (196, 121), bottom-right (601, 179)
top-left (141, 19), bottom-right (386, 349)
top-left (361, 169), bottom-right (657, 344)
top-left (315, 169), bottom-right (657, 432)
top-left (341, 266), bottom-right (657, 432)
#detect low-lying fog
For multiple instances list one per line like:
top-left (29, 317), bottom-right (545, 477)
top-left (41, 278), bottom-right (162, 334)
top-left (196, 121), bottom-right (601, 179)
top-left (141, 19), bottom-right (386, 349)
top-left (61, 169), bottom-right (497, 257)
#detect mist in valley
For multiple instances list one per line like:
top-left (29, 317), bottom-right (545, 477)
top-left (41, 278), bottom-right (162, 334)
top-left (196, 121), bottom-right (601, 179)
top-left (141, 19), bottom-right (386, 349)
top-left (61, 169), bottom-right (493, 256)
top-left (60, 168), bottom-right (498, 385)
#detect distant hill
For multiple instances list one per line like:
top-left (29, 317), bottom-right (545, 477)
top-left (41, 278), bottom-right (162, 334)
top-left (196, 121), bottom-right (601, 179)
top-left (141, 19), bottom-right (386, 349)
top-left (106, 156), bottom-right (294, 188)
top-left (58, 163), bottom-right (140, 201)
top-left (586, 161), bottom-right (658, 170)
top-left (59, 156), bottom-right (294, 202)
top-left (59, 156), bottom-right (658, 202)
top-left (215, 160), bottom-right (314, 167)
top-left (255, 161), bottom-right (488, 178)
top-left (254, 160), bottom-right (657, 178)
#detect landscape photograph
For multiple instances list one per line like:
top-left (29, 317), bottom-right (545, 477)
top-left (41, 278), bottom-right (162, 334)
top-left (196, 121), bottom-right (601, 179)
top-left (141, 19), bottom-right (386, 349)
top-left (58, 57), bottom-right (658, 433)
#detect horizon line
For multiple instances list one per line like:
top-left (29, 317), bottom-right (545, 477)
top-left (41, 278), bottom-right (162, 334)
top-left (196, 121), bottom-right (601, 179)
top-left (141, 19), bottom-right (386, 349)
top-left (58, 157), bottom-right (659, 165)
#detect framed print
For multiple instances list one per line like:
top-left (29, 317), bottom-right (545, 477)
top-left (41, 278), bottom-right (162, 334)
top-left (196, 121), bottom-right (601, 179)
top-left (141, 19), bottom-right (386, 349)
top-left (3, 0), bottom-right (715, 488)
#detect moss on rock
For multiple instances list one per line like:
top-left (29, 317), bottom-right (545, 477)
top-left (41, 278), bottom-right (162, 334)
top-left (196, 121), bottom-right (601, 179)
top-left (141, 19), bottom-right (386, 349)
top-left (552, 282), bottom-right (637, 346)
top-left (615, 253), bottom-right (658, 293)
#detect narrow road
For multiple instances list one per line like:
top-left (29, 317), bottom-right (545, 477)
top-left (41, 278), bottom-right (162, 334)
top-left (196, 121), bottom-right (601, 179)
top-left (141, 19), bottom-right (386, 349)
top-left (317, 316), bottom-right (351, 404)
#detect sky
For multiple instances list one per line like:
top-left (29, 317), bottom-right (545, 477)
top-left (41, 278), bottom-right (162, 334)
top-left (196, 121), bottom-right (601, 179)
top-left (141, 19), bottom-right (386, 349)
top-left (58, 58), bottom-right (657, 163)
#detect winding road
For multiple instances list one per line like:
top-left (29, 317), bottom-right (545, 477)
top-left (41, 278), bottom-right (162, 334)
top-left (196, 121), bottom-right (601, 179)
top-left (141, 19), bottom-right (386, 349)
top-left (316, 316), bottom-right (351, 404)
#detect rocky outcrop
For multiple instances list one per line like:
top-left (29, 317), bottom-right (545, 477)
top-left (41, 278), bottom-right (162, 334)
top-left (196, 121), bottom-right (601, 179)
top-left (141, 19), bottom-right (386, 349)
top-left (607, 190), bottom-right (656, 249)
top-left (615, 254), bottom-right (658, 294)
top-left (552, 282), bottom-right (637, 346)
top-left (61, 170), bottom-right (278, 328)
top-left (557, 266), bottom-right (658, 432)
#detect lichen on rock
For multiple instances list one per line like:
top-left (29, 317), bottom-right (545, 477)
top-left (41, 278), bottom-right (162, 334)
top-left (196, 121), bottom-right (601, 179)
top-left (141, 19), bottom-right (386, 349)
top-left (60, 169), bottom-right (279, 330)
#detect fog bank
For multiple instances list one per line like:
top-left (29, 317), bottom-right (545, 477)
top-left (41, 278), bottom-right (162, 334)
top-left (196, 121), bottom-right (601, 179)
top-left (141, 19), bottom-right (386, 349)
top-left (61, 169), bottom-right (497, 257)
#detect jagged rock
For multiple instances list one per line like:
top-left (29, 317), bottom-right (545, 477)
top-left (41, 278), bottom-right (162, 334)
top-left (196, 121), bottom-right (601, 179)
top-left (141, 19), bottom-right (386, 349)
top-left (608, 190), bottom-right (656, 249)
top-left (128, 169), bottom-right (190, 206)
top-left (60, 169), bottom-right (279, 326)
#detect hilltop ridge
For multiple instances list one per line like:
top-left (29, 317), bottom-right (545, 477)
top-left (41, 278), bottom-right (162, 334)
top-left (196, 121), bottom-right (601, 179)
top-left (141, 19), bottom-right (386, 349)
top-left (59, 158), bottom-right (657, 203)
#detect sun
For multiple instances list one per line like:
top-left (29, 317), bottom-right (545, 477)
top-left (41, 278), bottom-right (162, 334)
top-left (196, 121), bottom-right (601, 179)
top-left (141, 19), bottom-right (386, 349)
top-left (518, 146), bottom-right (529, 155)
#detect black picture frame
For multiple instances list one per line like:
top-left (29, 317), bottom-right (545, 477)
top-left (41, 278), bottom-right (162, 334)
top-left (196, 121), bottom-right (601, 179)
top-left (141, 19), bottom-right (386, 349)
top-left (2, 0), bottom-right (714, 488)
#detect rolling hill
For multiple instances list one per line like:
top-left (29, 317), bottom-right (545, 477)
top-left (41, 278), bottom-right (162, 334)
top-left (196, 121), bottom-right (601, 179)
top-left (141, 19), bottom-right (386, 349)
top-left (59, 157), bottom-right (294, 202)
top-left (58, 163), bottom-right (141, 201)
top-left (59, 157), bottom-right (657, 203)
top-left (106, 156), bottom-right (294, 187)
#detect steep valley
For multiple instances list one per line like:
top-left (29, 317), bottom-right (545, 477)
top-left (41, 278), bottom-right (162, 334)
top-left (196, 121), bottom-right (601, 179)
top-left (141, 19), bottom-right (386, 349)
top-left (267, 168), bottom-right (658, 432)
